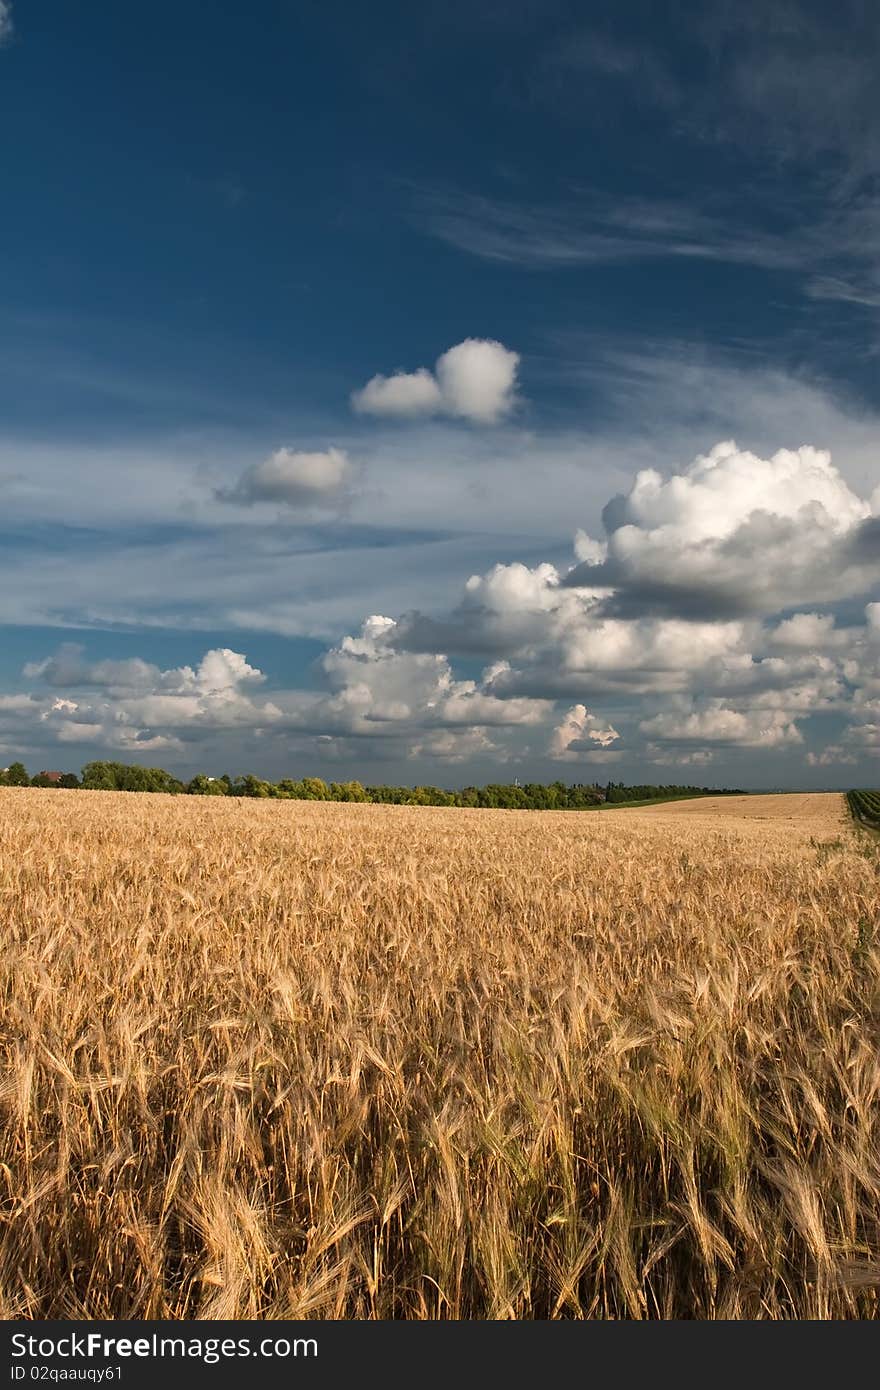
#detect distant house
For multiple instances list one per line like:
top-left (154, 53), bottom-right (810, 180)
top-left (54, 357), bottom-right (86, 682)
top-left (39, 770), bottom-right (62, 784)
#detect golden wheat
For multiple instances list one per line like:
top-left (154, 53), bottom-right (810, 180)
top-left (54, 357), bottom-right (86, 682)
top-left (1, 787), bottom-right (878, 1319)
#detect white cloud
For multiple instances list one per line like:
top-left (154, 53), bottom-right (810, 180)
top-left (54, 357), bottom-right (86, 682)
top-left (318, 615), bottom-right (551, 741)
top-left (639, 707), bottom-right (803, 748)
top-left (620, 441), bottom-right (864, 539)
top-left (5, 398), bottom-right (880, 780)
top-left (768, 613), bottom-right (851, 651)
top-left (844, 723), bottom-right (880, 752)
top-left (45, 698), bottom-right (77, 716)
top-left (806, 745), bottom-right (858, 767)
top-left (409, 728), bottom-right (501, 764)
top-left (383, 431), bottom-right (877, 771)
top-left (9, 620), bottom-right (553, 768)
top-left (174, 648), bottom-right (266, 694)
top-left (645, 745), bottom-right (716, 767)
top-left (53, 722), bottom-right (183, 753)
top-left (25, 647), bottom-right (279, 754)
top-left (349, 368), bottom-right (442, 418)
top-left (0, 3), bottom-right (12, 44)
top-left (24, 645), bottom-right (162, 690)
top-left (573, 530), bottom-right (608, 564)
top-left (569, 441), bottom-right (877, 617)
top-left (560, 615), bottom-right (746, 683)
top-left (221, 447), bottom-right (350, 507)
top-left (0, 694), bottom-right (39, 713)
top-left (463, 561), bottom-right (564, 614)
top-left (400, 565), bottom-right (749, 696)
top-left (4, 344), bottom-right (880, 653)
top-left (351, 338), bottom-right (519, 424)
top-left (550, 704), bottom-right (620, 760)
top-left (6, 584), bottom-right (875, 776)
top-left (412, 185), bottom-right (805, 273)
top-left (433, 340), bottom-right (520, 424)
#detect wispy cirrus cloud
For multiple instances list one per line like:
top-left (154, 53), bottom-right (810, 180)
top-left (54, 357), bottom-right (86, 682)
top-left (411, 184), bottom-right (800, 272)
top-left (692, 2), bottom-right (880, 179)
top-left (408, 3), bottom-right (880, 310)
top-left (411, 181), bottom-right (880, 312)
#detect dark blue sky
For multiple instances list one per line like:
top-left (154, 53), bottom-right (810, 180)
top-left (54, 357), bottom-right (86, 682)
top-left (1, 0), bottom-right (878, 784)
top-left (2, 0), bottom-right (874, 434)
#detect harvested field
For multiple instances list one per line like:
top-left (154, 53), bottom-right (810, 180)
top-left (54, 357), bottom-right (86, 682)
top-left (628, 791), bottom-right (847, 827)
top-left (1, 787), bottom-right (879, 1319)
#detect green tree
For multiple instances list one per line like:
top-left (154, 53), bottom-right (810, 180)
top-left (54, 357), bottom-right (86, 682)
top-left (80, 761), bottom-right (183, 793)
top-left (4, 761), bottom-right (29, 787)
top-left (299, 777), bottom-right (330, 800)
top-left (274, 779), bottom-right (302, 798)
top-left (81, 761), bottom-right (119, 790)
top-left (231, 774), bottom-right (273, 798)
top-left (187, 774), bottom-right (227, 795)
top-left (329, 780), bottom-right (369, 802)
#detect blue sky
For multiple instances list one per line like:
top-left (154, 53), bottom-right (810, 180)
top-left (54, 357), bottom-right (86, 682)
top-left (1, 0), bottom-right (879, 786)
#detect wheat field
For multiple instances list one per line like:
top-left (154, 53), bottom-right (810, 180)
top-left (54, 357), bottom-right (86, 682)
top-left (1, 786), bottom-right (878, 1319)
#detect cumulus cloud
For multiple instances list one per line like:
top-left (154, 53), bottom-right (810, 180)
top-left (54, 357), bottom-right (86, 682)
top-left (14, 625), bottom-right (554, 768)
top-left (351, 338), bottom-right (519, 424)
top-left (768, 613), bottom-right (851, 651)
top-left (645, 746), bottom-right (715, 767)
top-left (349, 368), bottom-right (442, 418)
top-left (550, 704), bottom-right (620, 760)
top-left (433, 340), bottom-right (520, 424)
top-left (565, 441), bottom-right (878, 617)
top-left (866, 601), bottom-right (880, 632)
top-left (24, 645), bottom-right (162, 691)
top-left (317, 615), bottom-right (551, 743)
top-left (806, 745), bottom-right (858, 767)
top-left (173, 648), bottom-right (266, 694)
top-left (25, 645), bottom-right (266, 699)
top-left (398, 561), bottom-right (749, 697)
top-left (573, 530), bottom-right (608, 565)
top-left (383, 430), bottom-right (878, 769)
top-left (639, 707), bottom-right (803, 748)
top-left (22, 647), bottom-right (278, 754)
top-left (8, 435), bottom-right (879, 780)
top-left (847, 723), bottom-right (880, 751)
top-left (409, 728), bottom-right (501, 764)
top-left (396, 562), bottom-right (599, 666)
top-left (0, 694), bottom-right (41, 715)
top-left (220, 447), bottom-right (350, 507)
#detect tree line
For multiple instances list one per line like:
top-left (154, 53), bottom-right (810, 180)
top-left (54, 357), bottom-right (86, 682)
top-left (0, 759), bottom-right (743, 808)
